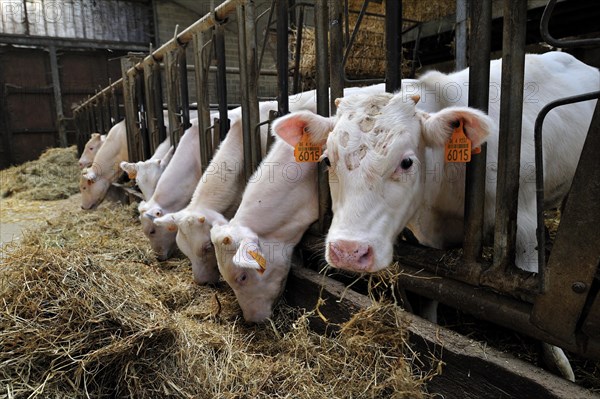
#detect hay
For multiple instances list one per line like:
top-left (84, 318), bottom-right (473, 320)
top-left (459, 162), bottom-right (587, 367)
top-left (290, 0), bottom-right (454, 88)
top-left (0, 199), bottom-right (432, 398)
top-left (0, 146), bottom-right (79, 201)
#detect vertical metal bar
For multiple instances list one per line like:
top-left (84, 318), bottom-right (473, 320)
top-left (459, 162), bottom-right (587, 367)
top-left (143, 61), bottom-right (160, 152)
top-left (110, 86), bottom-right (120, 124)
top-left (463, 0), bottom-right (491, 265)
top-left (277, 0), bottom-right (289, 116)
top-left (121, 56), bottom-right (143, 163)
top-left (178, 46), bottom-right (191, 131)
top-left (385, 0), bottom-right (402, 92)
top-left (135, 71), bottom-right (151, 160)
top-left (101, 94), bottom-right (111, 134)
top-left (292, 5), bottom-right (304, 94)
top-left (238, 4), bottom-right (254, 180)
top-left (315, 0), bottom-right (330, 233)
top-left (48, 45), bottom-right (67, 147)
top-left (164, 49), bottom-right (183, 148)
top-left (245, 1), bottom-right (261, 170)
top-left (492, 0), bottom-right (527, 270)
top-left (194, 31), bottom-right (213, 171)
top-left (329, 0), bottom-right (344, 114)
top-left (455, 0), bottom-right (468, 71)
top-left (213, 23), bottom-right (230, 141)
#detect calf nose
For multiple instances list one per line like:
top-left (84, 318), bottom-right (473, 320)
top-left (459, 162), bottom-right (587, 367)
top-left (328, 240), bottom-right (374, 272)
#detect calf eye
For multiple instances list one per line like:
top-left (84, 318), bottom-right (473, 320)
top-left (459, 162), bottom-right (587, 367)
top-left (236, 272), bottom-right (248, 284)
top-left (323, 156), bottom-right (331, 167)
top-left (400, 158), bottom-right (413, 170)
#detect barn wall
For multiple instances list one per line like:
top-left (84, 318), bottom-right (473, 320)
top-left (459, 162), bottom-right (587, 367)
top-left (153, 0), bottom-right (279, 106)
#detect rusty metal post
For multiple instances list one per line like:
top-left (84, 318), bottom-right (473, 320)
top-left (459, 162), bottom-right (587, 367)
top-left (245, 0), bottom-right (261, 170)
top-left (135, 71), bottom-right (151, 160)
top-left (238, 4), bottom-right (254, 180)
top-left (193, 30), bottom-right (213, 172)
top-left (143, 60), bottom-right (165, 153)
top-left (491, 0), bottom-right (527, 272)
top-left (164, 48), bottom-right (184, 148)
top-left (213, 22), bottom-right (230, 141)
top-left (315, 0), bottom-right (330, 234)
top-left (463, 0), bottom-right (491, 266)
top-left (292, 4), bottom-right (305, 94)
top-left (385, 0), bottom-right (402, 92)
top-left (329, 0), bottom-right (344, 113)
top-left (455, 0), bottom-right (468, 71)
top-left (121, 56), bottom-right (144, 163)
top-left (277, 0), bottom-right (289, 116)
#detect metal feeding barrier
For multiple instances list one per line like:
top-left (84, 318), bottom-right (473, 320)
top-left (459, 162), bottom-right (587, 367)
top-left (73, 0), bottom-right (600, 360)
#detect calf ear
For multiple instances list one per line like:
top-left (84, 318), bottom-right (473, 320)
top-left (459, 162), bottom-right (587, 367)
top-left (120, 162), bottom-right (137, 179)
top-left (272, 110), bottom-right (334, 147)
top-left (233, 237), bottom-right (267, 273)
top-left (154, 213), bottom-right (179, 232)
top-left (421, 106), bottom-right (494, 149)
top-left (91, 133), bottom-right (101, 140)
top-left (203, 209), bottom-right (228, 228)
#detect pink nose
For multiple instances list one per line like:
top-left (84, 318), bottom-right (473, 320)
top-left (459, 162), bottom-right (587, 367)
top-left (328, 240), bottom-right (374, 272)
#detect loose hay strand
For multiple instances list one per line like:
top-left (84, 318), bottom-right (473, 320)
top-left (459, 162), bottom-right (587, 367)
top-left (1, 198), bottom-right (432, 398)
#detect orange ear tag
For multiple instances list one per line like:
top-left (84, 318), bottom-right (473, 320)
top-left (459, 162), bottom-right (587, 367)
top-left (444, 120), bottom-right (472, 163)
top-left (127, 171), bottom-right (137, 179)
top-left (248, 250), bottom-right (267, 274)
top-left (294, 131), bottom-right (322, 162)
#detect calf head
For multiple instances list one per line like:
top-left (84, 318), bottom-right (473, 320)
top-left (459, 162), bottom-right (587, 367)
top-left (155, 208), bottom-right (227, 284)
top-left (121, 147), bottom-right (173, 200)
top-left (78, 133), bottom-right (104, 169)
top-left (211, 223), bottom-right (291, 323)
top-left (138, 202), bottom-right (177, 260)
top-left (79, 166), bottom-right (110, 210)
top-left (276, 92), bottom-right (493, 273)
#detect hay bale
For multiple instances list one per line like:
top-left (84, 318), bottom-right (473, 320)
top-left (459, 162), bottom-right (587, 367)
top-left (0, 199), bottom-right (432, 398)
top-left (290, 0), bottom-right (455, 88)
top-left (0, 146), bottom-right (79, 200)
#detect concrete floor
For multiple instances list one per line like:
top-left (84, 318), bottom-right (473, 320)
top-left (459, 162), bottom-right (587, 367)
top-left (0, 222), bottom-right (26, 246)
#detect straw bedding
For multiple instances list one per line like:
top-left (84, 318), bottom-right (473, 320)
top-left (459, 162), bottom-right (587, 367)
top-left (0, 146), bottom-right (79, 201)
top-left (0, 198), bottom-right (432, 398)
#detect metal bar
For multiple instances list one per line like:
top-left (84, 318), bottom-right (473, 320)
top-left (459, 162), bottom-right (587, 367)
top-left (184, 64), bottom-right (279, 76)
top-left (292, 5), bottom-right (305, 94)
top-left (276, 0), bottom-right (289, 116)
top-left (101, 94), bottom-right (111, 135)
top-left (540, 0), bottom-right (600, 48)
top-left (531, 98), bottom-right (600, 341)
top-left (393, 263), bottom-right (600, 360)
top-left (193, 31), bottom-right (211, 172)
top-left (48, 45), bottom-right (67, 147)
top-left (455, 0), bottom-right (468, 71)
top-left (164, 48), bottom-right (183, 148)
top-left (213, 23), bottom-right (230, 141)
top-left (329, 0), bottom-right (344, 114)
top-left (463, 0), bottom-right (491, 265)
top-left (532, 91), bottom-right (600, 286)
top-left (315, 0), bottom-right (330, 234)
top-left (178, 47), bottom-right (191, 132)
top-left (135, 71), bottom-right (151, 160)
top-left (121, 56), bottom-right (144, 163)
top-left (143, 60), bottom-right (162, 152)
top-left (258, 0), bottom-right (276, 75)
top-left (238, 4), bottom-right (254, 180)
top-left (385, 0), bottom-right (402, 92)
top-left (0, 33), bottom-right (148, 52)
top-left (245, 1), bottom-right (261, 172)
top-left (110, 85), bottom-right (120, 124)
top-left (491, 0), bottom-right (527, 272)
top-left (408, 24), bottom-right (421, 79)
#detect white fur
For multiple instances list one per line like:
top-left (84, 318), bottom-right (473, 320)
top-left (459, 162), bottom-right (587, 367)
top-left (211, 138), bottom-right (319, 323)
top-left (277, 52), bottom-right (598, 273)
top-left (79, 121), bottom-right (127, 210)
top-left (139, 119), bottom-right (202, 260)
top-left (120, 137), bottom-right (173, 200)
top-left (78, 133), bottom-right (106, 169)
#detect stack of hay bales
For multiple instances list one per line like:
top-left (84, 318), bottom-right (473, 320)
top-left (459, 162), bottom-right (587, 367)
top-left (290, 0), bottom-right (455, 89)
